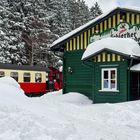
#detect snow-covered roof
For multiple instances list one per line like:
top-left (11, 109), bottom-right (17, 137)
top-left (130, 63), bottom-right (140, 71)
top-left (81, 38), bottom-right (140, 60)
top-left (51, 6), bottom-right (140, 49)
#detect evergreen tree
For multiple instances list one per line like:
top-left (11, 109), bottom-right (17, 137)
top-left (0, 0), bottom-right (27, 64)
top-left (48, 0), bottom-right (70, 36)
top-left (76, 0), bottom-right (90, 27)
top-left (0, 0), bottom-right (59, 67)
top-left (48, 0), bottom-right (92, 36)
top-left (19, 0), bottom-right (59, 67)
top-left (0, 0), bottom-right (102, 68)
top-left (90, 2), bottom-right (102, 20)
top-left (22, 16), bottom-right (58, 67)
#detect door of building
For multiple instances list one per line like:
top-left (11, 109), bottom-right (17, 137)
top-left (130, 72), bottom-right (140, 100)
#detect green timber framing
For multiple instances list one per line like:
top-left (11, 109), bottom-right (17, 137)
top-left (51, 7), bottom-right (140, 103)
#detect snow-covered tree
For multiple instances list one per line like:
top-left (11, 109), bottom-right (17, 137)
top-left (22, 16), bottom-right (58, 67)
top-left (90, 2), bottom-right (102, 20)
top-left (48, 0), bottom-right (70, 36)
top-left (0, 0), bottom-right (102, 68)
top-left (48, 0), bottom-right (91, 36)
top-left (0, 0), bottom-right (27, 64)
top-left (76, 0), bottom-right (90, 28)
top-left (0, 0), bottom-right (59, 67)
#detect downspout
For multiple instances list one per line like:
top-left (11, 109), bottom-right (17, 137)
top-left (127, 57), bottom-right (133, 101)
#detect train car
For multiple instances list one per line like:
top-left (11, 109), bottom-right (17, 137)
top-left (0, 63), bottom-right (48, 96)
top-left (47, 67), bottom-right (62, 91)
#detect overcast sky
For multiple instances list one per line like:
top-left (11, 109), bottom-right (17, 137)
top-left (84, 0), bottom-right (140, 12)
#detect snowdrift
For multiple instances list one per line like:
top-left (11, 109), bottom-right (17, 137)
top-left (0, 77), bottom-right (140, 140)
top-left (0, 77), bottom-right (27, 105)
top-left (41, 91), bottom-right (92, 105)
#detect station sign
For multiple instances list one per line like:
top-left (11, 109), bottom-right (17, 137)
top-left (90, 22), bottom-right (140, 43)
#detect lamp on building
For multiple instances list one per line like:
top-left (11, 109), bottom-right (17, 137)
top-left (68, 67), bottom-right (73, 74)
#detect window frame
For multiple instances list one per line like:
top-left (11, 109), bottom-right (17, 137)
top-left (10, 72), bottom-right (18, 82)
top-left (23, 72), bottom-right (31, 82)
top-left (35, 73), bottom-right (42, 83)
top-left (101, 68), bottom-right (117, 91)
top-left (0, 71), bottom-right (5, 78)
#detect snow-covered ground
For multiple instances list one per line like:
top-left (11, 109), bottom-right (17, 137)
top-left (0, 77), bottom-right (140, 140)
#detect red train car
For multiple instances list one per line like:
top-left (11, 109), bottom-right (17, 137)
top-left (0, 63), bottom-right (48, 96)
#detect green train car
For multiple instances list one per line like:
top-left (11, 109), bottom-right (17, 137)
top-left (51, 6), bottom-right (140, 103)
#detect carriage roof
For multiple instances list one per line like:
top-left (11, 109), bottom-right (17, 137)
top-left (0, 63), bottom-right (49, 72)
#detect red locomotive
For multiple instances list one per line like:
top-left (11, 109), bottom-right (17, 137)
top-left (47, 67), bottom-right (62, 91)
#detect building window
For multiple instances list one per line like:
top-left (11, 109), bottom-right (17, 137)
top-left (102, 68), bottom-right (117, 91)
top-left (35, 73), bottom-right (42, 82)
top-left (24, 73), bottom-right (30, 82)
top-left (0, 71), bottom-right (5, 78)
top-left (10, 72), bottom-right (18, 82)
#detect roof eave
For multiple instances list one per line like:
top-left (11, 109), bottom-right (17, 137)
top-left (82, 48), bottom-right (137, 61)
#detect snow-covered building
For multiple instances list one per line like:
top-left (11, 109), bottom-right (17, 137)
top-left (51, 6), bottom-right (140, 103)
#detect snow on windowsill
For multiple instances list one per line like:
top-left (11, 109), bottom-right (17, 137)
top-left (99, 89), bottom-right (119, 92)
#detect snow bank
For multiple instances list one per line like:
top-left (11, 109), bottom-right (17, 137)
top-left (0, 77), bottom-right (140, 140)
top-left (56, 92), bottom-right (92, 105)
top-left (42, 91), bottom-right (92, 105)
top-left (0, 76), bottom-right (20, 88)
top-left (0, 77), bottom-right (27, 105)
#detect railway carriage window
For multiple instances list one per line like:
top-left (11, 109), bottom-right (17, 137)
top-left (24, 73), bottom-right (30, 82)
top-left (10, 72), bottom-right (18, 81)
top-left (0, 71), bottom-right (5, 78)
top-left (35, 73), bottom-right (42, 82)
